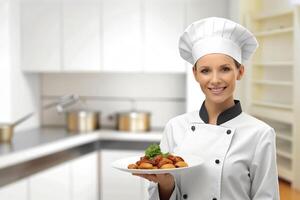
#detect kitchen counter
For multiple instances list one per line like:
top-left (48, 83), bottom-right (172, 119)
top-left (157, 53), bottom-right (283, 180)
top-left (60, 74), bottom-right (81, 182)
top-left (0, 127), bottom-right (162, 187)
top-left (0, 127), bottom-right (162, 169)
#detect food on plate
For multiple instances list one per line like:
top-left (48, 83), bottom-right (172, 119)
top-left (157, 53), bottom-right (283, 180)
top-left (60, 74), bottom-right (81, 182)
top-left (127, 144), bottom-right (188, 170)
top-left (128, 164), bottom-right (138, 169)
top-left (138, 162), bottom-right (153, 169)
top-left (175, 161), bottom-right (188, 168)
top-left (160, 163), bottom-right (176, 169)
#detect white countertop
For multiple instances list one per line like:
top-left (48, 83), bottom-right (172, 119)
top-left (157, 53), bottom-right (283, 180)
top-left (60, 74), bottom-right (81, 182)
top-left (0, 127), bottom-right (162, 169)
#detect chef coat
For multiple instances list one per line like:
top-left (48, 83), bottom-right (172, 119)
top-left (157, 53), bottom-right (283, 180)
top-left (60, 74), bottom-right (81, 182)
top-left (148, 100), bottom-right (279, 200)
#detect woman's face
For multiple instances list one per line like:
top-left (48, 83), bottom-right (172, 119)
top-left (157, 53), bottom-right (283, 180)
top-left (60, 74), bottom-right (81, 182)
top-left (193, 53), bottom-right (244, 104)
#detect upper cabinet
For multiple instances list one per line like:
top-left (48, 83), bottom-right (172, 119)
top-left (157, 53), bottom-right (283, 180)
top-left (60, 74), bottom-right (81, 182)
top-left (21, 0), bottom-right (101, 72)
top-left (21, 0), bottom-right (61, 72)
top-left (102, 0), bottom-right (142, 72)
top-left (144, 0), bottom-right (185, 73)
top-left (62, 0), bottom-right (101, 72)
top-left (21, 0), bottom-right (216, 73)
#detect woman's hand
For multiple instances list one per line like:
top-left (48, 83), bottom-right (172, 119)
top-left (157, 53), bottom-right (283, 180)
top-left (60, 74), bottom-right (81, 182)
top-left (133, 173), bottom-right (175, 200)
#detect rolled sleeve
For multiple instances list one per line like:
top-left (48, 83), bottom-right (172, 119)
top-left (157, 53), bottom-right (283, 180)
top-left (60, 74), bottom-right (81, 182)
top-left (148, 176), bottom-right (181, 200)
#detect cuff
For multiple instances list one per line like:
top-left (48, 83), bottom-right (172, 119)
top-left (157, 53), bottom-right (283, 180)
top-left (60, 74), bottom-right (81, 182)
top-left (148, 178), bottom-right (180, 200)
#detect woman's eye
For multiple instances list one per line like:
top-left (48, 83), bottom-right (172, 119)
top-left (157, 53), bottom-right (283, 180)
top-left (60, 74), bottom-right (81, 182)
top-left (200, 69), bottom-right (209, 74)
top-left (222, 67), bottom-right (231, 72)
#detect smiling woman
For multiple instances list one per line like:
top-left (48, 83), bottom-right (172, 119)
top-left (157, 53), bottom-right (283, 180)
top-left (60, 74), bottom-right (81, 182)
top-left (192, 54), bottom-right (245, 123)
top-left (135, 17), bottom-right (280, 200)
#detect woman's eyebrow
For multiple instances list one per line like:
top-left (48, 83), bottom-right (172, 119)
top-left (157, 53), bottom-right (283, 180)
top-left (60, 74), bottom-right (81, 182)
top-left (219, 64), bottom-right (232, 67)
top-left (197, 65), bottom-right (210, 68)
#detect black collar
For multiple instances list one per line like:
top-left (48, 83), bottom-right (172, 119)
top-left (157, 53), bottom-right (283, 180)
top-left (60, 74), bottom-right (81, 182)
top-left (199, 100), bottom-right (242, 125)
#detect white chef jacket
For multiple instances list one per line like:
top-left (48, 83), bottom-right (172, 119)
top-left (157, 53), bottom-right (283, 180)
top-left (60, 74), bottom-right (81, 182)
top-left (148, 100), bottom-right (279, 200)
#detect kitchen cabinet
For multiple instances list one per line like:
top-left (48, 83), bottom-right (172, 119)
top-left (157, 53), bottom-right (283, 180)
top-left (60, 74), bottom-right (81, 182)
top-left (20, 0), bottom-right (230, 73)
top-left (20, 0), bottom-right (187, 73)
top-left (100, 149), bottom-right (148, 200)
top-left (62, 0), bottom-right (101, 71)
top-left (102, 0), bottom-right (142, 72)
top-left (21, 0), bottom-right (101, 72)
top-left (28, 152), bottom-right (98, 200)
top-left (0, 180), bottom-right (29, 200)
top-left (144, 0), bottom-right (185, 73)
top-left (242, 0), bottom-right (300, 190)
top-left (21, 0), bottom-right (61, 72)
top-left (28, 162), bottom-right (71, 200)
top-left (70, 152), bottom-right (99, 200)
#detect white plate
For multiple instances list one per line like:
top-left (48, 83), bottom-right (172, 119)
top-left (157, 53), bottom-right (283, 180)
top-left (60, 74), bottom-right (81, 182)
top-left (112, 154), bottom-right (204, 174)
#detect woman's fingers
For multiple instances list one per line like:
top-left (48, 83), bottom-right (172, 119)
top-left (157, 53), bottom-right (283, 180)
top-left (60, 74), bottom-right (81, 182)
top-left (132, 173), bottom-right (174, 184)
top-left (132, 173), bottom-right (159, 183)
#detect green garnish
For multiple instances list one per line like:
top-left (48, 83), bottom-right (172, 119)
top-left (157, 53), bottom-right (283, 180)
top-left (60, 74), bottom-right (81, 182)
top-left (145, 144), bottom-right (162, 159)
top-left (145, 144), bottom-right (169, 159)
top-left (162, 152), bottom-right (170, 158)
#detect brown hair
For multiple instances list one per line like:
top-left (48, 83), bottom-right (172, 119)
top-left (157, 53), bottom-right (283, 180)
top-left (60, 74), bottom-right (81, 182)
top-left (193, 57), bottom-right (242, 70)
top-left (233, 59), bottom-right (241, 69)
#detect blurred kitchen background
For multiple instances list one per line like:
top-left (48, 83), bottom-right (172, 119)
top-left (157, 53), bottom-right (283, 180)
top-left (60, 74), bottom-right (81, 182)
top-left (1, 0), bottom-right (300, 199)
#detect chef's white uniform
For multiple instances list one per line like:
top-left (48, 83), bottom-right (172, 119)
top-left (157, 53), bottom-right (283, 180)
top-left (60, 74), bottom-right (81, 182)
top-left (148, 101), bottom-right (279, 200)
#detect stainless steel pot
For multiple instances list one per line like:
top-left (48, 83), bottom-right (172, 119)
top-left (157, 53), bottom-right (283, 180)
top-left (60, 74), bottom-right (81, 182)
top-left (0, 113), bottom-right (34, 143)
top-left (116, 111), bottom-right (151, 132)
top-left (66, 110), bottom-right (100, 133)
top-left (0, 124), bottom-right (13, 143)
top-left (0, 94), bottom-right (80, 143)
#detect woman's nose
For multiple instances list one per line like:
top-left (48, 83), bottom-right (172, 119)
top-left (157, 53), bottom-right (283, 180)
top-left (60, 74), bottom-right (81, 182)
top-left (210, 71), bottom-right (221, 84)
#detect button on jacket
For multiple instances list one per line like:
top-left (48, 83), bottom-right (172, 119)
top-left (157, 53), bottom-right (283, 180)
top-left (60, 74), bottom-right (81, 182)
top-left (148, 101), bottom-right (279, 200)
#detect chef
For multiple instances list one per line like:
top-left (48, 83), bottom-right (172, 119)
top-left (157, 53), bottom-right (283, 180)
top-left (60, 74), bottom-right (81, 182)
top-left (135, 17), bottom-right (280, 200)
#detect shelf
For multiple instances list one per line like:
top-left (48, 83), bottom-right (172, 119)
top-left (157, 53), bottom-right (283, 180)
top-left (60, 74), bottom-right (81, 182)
top-left (245, 0), bottom-right (299, 188)
top-left (252, 80), bottom-right (293, 86)
top-left (277, 154), bottom-right (292, 181)
top-left (278, 166), bottom-right (293, 181)
top-left (253, 61), bottom-right (293, 67)
top-left (249, 105), bottom-right (293, 124)
top-left (276, 131), bottom-right (293, 142)
top-left (254, 27), bottom-right (293, 37)
top-left (252, 101), bottom-right (292, 110)
top-left (253, 9), bottom-right (293, 20)
top-left (277, 149), bottom-right (292, 159)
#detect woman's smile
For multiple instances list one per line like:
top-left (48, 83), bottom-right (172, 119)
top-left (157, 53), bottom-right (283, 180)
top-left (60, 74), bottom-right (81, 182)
top-left (208, 86), bottom-right (227, 95)
top-left (193, 53), bottom-right (244, 105)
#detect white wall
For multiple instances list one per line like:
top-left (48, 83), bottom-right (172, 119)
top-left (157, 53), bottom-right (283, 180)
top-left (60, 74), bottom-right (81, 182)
top-left (0, 0), bottom-right (12, 122)
top-left (0, 0), bottom-right (40, 130)
top-left (228, 0), bottom-right (240, 22)
top-left (262, 0), bottom-right (294, 10)
top-left (41, 73), bottom-right (186, 129)
top-left (41, 0), bottom-right (233, 124)
top-left (227, 0), bottom-right (246, 107)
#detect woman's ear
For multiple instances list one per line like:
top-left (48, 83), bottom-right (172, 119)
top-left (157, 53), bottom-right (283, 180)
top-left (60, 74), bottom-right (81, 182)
top-left (237, 65), bottom-right (245, 80)
top-left (192, 65), bottom-right (198, 81)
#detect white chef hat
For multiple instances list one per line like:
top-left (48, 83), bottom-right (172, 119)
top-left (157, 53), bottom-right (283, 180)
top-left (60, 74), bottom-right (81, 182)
top-left (179, 17), bottom-right (258, 65)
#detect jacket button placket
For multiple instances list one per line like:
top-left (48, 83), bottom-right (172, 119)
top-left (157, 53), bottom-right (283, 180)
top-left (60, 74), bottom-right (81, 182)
top-left (183, 194), bottom-right (188, 199)
top-left (191, 125), bottom-right (195, 131)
